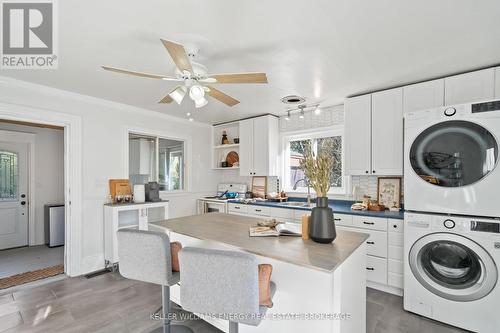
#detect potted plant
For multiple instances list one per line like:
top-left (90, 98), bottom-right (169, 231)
top-left (299, 141), bottom-right (336, 243)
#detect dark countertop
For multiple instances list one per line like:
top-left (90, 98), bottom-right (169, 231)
top-left (228, 197), bottom-right (404, 220)
top-left (152, 213), bottom-right (369, 273)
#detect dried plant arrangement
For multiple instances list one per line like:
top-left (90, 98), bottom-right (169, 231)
top-left (298, 140), bottom-right (335, 197)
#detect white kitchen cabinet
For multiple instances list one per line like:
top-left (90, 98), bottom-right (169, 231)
top-left (344, 95), bottom-right (371, 175)
top-left (239, 115), bottom-right (279, 176)
top-left (103, 201), bottom-right (169, 267)
top-left (403, 79), bottom-right (444, 113)
top-left (371, 88), bottom-right (403, 175)
top-left (445, 68), bottom-right (495, 105)
top-left (495, 67), bottom-right (500, 99)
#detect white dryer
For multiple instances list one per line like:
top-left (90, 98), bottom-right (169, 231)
top-left (404, 212), bottom-right (500, 332)
top-left (404, 99), bottom-right (500, 217)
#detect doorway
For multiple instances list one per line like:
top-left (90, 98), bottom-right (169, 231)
top-left (0, 123), bottom-right (65, 288)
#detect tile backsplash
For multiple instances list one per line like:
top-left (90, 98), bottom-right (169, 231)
top-left (351, 175), bottom-right (404, 203)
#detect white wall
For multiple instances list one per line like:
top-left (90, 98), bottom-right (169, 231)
top-left (0, 123), bottom-right (64, 245)
top-left (0, 76), bottom-right (217, 274)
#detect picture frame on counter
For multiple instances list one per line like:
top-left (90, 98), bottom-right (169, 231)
top-left (377, 177), bottom-right (401, 208)
top-left (251, 176), bottom-right (267, 198)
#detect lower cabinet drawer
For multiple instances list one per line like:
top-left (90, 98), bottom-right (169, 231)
top-left (388, 272), bottom-right (404, 289)
top-left (270, 207), bottom-right (294, 219)
top-left (248, 205), bottom-right (270, 216)
top-left (353, 216), bottom-right (388, 231)
top-left (228, 203), bottom-right (247, 214)
top-left (365, 229), bottom-right (388, 258)
top-left (333, 213), bottom-right (353, 227)
top-left (366, 256), bottom-right (388, 285)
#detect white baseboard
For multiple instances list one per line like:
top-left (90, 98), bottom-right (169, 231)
top-left (367, 281), bottom-right (403, 296)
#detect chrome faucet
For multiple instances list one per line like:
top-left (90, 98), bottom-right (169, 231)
top-left (293, 178), bottom-right (312, 207)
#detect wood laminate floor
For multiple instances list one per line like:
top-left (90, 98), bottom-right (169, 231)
top-left (0, 272), bottom-right (468, 333)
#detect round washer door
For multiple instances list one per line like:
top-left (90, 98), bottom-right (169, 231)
top-left (409, 120), bottom-right (498, 187)
top-left (409, 233), bottom-right (497, 302)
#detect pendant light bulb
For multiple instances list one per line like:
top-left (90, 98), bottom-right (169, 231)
top-left (314, 105), bottom-right (321, 115)
top-left (285, 110), bottom-right (291, 121)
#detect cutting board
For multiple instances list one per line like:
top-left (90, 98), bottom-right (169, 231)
top-left (109, 179), bottom-right (132, 199)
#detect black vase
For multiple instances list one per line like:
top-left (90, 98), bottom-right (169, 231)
top-left (309, 197), bottom-right (337, 243)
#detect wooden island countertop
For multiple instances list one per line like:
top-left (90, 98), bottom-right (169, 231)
top-left (151, 212), bottom-right (369, 273)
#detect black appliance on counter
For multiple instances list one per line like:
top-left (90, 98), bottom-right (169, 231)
top-left (145, 182), bottom-right (161, 202)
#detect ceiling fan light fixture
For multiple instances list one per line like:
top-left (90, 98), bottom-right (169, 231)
top-left (189, 84), bottom-right (205, 101)
top-left (314, 105), bottom-right (321, 115)
top-left (285, 111), bottom-right (291, 121)
top-left (169, 86), bottom-right (187, 105)
top-left (194, 96), bottom-right (208, 108)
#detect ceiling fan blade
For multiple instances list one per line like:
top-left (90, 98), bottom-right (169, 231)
top-left (158, 94), bottom-right (173, 104)
top-left (160, 39), bottom-right (193, 74)
top-left (206, 86), bottom-right (240, 107)
top-left (209, 73), bottom-right (268, 84)
top-left (101, 66), bottom-right (179, 80)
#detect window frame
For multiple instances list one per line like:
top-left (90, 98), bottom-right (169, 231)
top-left (281, 127), bottom-right (345, 196)
top-left (127, 130), bottom-right (188, 194)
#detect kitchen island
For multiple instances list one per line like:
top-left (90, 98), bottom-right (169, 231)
top-left (151, 213), bottom-right (369, 333)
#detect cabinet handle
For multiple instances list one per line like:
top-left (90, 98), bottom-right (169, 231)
top-left (235, 207), bottom-right (240, 209)
top-left (366, 267), bottom-right (375, 271)
top-left (255, 209), bottom-right (262, 212)
top-left (366, 241), bottom-right (375, 245)
top-left (365, 170), bottom-right (369, 174)
top-left (372, 170), bottom-right (376, 173)
top-left (363, 221), bottom-right (375, 225)
top-left (334, 218), bottom-right (341, 221)
top-left (393, 224), bottom-right (398, 229)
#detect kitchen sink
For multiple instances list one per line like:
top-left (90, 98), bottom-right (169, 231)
top-left (277, 202), bottom-right (315, 208)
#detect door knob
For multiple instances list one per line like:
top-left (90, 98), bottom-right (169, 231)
top-left (21, 201), bottom-right (26, 205)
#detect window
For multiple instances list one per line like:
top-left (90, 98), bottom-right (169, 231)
top-left (129, 134), bottom-right (185, 191)
top-left (284, 130), bottom-right (344, 194)
top-left (0, 151), bottom-right (18, 201)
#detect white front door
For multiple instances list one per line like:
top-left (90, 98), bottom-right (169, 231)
top-left (0, 141), bottom-right (29, 250)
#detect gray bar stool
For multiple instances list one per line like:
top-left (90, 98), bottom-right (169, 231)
top-left (117, 229), bottom-right (193, 333)
top-left (179, 247), bottom-right (275, 333)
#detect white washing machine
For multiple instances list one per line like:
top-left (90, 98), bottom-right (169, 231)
top-left (404, 212), bottom-right (500, 332)
top-left (404, 99), bottom-right (500, 217)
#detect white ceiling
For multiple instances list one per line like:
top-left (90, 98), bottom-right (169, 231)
top-left (2, 0), bottom-right (500, 124)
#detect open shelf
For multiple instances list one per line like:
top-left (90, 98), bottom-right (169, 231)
top-left (213, 143), bottom-right (240, 149)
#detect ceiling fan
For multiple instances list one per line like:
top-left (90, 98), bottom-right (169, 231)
top-left (102, 39), bottom-right (268, 108)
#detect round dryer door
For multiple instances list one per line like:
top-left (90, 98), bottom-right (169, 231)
top-left (409, 233), bottom-right (497, 302)
top-left (409, 120), bottom-right (498, 187)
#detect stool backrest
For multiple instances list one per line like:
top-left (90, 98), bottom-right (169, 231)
top-left (117, 229), bottom-right (172, 286)
top-left (179, 247), bottom-right (260, 319)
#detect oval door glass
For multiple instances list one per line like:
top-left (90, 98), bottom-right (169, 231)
top-left (410, 120), bottom-right (498, 187)
top-left (419, 240), bottom-right (482, 289)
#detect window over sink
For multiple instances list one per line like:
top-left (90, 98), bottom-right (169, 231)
top-left (129, 133), bottom-right (185, 191)
top-left (282, 128), bottom-right (344, 195)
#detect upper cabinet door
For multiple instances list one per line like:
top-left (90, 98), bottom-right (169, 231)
top-left (239, 119), bottom-right (253, 176)
top-left (403, 79), bottom-right (444, 113)
top-left (371, 88), bottom-right (403, 175)
top-left (495, 67), bottom-right (500, 99)
top-left (252, 116), bottom-right (270, 176)
top-left (345, 95), bottom-right (371, 175)
top-left (445, 69), bottom-right (495, 105)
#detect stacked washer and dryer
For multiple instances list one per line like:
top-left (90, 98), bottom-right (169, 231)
top-left (404, 100), bottom-right (500, 332)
